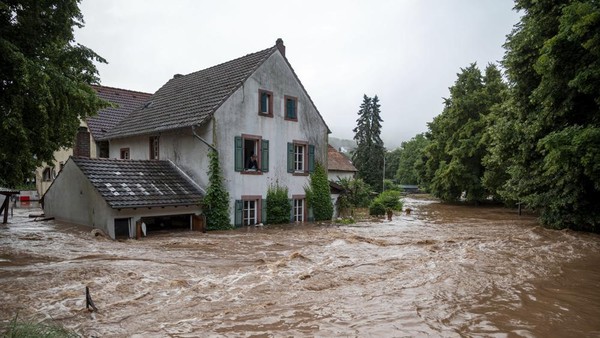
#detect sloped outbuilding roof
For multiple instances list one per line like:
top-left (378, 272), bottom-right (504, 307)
top-left (71, 157), bottom-right (204, 209)
top-left (87, 85), bottom-right (152, 140)
top-left (327, 145), bottom-right (357, 172)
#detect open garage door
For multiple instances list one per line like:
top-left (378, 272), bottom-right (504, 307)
top-left (141, 214), bottom-right (192, 235)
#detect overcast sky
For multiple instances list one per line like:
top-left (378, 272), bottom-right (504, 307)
top-left (75, 0), bottom-right (521, 149)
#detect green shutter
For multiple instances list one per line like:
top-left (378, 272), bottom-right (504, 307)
top-left (235, 200), bottom-right (243, 227)
top-left (287, 99), bottom-right (296, 119)
top-left (234, 136), bottom-right (243, 171)
top-left (261, 198), bottom-right (267, 224)
top-left (308, 144), bottom-right (315, 173)
top-left (287, 142), bottom-right (294, 173)
top-left (261, 139), bottom-right (269, 172)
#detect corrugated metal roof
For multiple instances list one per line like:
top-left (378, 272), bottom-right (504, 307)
top-left (71, 157), bottom-right (203, 209)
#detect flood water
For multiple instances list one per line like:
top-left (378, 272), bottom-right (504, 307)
top-left (1, 196), bottom-right (599, 337)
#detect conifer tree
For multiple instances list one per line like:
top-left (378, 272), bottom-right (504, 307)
top-left (352, 95), bottom-right (385, 192)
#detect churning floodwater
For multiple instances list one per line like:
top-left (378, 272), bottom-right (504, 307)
top-left (1, 196), bottom-right (599, 337)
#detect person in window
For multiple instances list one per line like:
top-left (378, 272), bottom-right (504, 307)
top-left (246, 152), bottom-right (258, 170)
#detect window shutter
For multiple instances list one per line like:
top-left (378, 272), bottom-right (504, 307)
top-left (234, 136), bottom-right (243, 171)
top-left (261, 198), bottom-right (267, 224)
top-left (289, 199), bottom-right (294, 222)
top-left (261, 139), bottom-right (269, 172)
top-left (287, 142), bottom-right (294, 173)
top-left (235, 200), bottom-right (243, 227)
top-left (308, 144), bottom-right (315, 173)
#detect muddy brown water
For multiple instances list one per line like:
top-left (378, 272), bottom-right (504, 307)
top-left (1, 196), bottom-right (599, 337)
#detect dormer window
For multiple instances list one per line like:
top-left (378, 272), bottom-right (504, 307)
top-left (258, 89), bottom-right (273, 117)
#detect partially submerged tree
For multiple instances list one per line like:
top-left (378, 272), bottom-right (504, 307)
top-left (204, 150), bottom-right (231, 230)
top-left (266, 182), bottom-right (290, 224)
top-left (305, 162), bottom-right (333, 221)
top-left (0, 0), bottom-right (108, 187)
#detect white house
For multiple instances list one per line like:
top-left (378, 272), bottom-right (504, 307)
top-left (44, 39), bottom-right (330, 236)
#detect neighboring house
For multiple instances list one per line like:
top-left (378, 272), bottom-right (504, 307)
top-left (327, 145), bottom-right (357, 218)
top-left (327, 145), bottom-right (357, 182)
top-left (35, 86), bottom-right (152, 196)
top-left (44, 39), bottom-right (330, 237)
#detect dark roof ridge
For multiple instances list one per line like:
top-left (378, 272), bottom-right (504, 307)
top-left (91, 84), bottom-right (153, 97)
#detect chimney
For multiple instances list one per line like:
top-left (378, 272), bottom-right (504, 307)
top-left (276, 38), bottom-right (285, 57)
top-left (173, 74), bottom-right (183, 79)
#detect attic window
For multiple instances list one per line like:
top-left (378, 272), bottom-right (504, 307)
top-left (285, 96), bottom-right (298, 121)
top-left (258, 89), bottom-right (273, 117)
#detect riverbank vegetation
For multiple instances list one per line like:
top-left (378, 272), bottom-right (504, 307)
top-left (382, 0), bottom-right (600, 232)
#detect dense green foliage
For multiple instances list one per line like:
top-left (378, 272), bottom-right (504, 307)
top-left (266, 183), bottom-right (290, 224)
top-left (352, 95), bottom-right (385, 192)
top-left (384, 148), bottom-right (401, 180)
top-left (336, 177), bottom-right (372, 209)
top-left (416, 0), bottom-right (600, 231)
top-left (395, 133), bottom-right (430, 185)
top-left (0, 0), bottom-right (108, 187)
top-left (420, 63), bottom-right (507, 202)
top-left (305, 162), bottom-right (333, 221)
top-left (369, 190), bottom-right (403, 216)
top-left (204, 150), bottom-right (231, 230)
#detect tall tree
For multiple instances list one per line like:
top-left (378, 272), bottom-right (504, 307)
top-left (0, 0), bottom-right (107, 187)
top-left (421, 63), bottom-right (507, 202)
top-left (488, 0), bottom-right (600, 230)
top-left (352, 94), bottom-right (385, 192)
top-left (204, 150), bottom-right (231, 230)
top-left (395, 133), bottom-right (429, 185)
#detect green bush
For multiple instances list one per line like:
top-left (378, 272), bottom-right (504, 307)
top-left (2, 315), bottom-right (77, 338)
top-left (369, 190), bottom-right (403, 216)
top-left (266, 183), bottom-right (290, 224)
top-left (369, 200), bottom-right (386, 216)
top-left (306, 162), bottom-right (333, 221)
top-left (204, 150), bottom-right (231, 230)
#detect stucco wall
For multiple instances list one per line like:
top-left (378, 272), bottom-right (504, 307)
top-left (43, 159), bottom-right (113, 234)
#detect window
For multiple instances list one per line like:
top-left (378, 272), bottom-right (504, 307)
top-left (149, 136), bottom-right (159, 160)
top-left (120, 148), bottom-right (130, 160)
top-left (258, 89), bottom-right (273, 116)
top-left (287, 142), bottom-right (315, 174)
top-left (234, 197), bottom-right (265, 227)
top-left (42, 167), bottom-right (53, 182)
top-left (293, 198), bottom-right (304, 222)
top-left (285, 96), bottom-right (298, 121)
top-left (235, 135), bottom-right (269, 173)
top-left (294, 144), bottom-right (305, 171)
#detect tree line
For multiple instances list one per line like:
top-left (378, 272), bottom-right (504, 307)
top-left (382, 0), bottom-right (599, 232)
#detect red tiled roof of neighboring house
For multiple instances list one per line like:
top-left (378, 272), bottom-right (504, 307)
top-left (71, 157), bottom-right (204, 209)
top-left (103, 39), bottom-right (330, 140)
top-left (328, 145), bottom-right (357, 172)
top-left (87, 85), bottom-right (152, 140)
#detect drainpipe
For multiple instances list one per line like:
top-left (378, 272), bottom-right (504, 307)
top-left (192, 125), bottom-right (217, 152)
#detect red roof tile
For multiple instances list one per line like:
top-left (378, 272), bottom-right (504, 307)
top-left (328, 145), bottom-right (357, 172)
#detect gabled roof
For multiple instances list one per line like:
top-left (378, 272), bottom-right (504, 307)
top-left (104, 46), bottom-right (278, 140)
top-left (327, 145), bottom-right (357, 172)
top-left (71, 157), bottom-right (203, 209)
top-left (87, 85), bottom-right (152, 140)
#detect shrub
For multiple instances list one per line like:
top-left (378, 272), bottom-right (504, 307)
top-left (2, 315), bottom-right (77, 338)
top-left (306, 162), bottom-right (333, 221)
top-left (204, 150), bottom-right (231, 230)
top-left (266, 183), bottom-right (290, 224)
top-left (369, 190), bottom-right (403, 216)
top-left (369, 200), bottom-right (386, 216)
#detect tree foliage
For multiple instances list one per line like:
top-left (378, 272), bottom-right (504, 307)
top-left (204, 150), bottom-right (231, 230)
top-left (395, 133), bottom-right (429, 185)
top-left (420, 64), bottom-right (507, 202)
top-left (369, 190), bottom-right (403, 216)
top-left (352, 95), bottom-right (385, 192)
top-left (305, 162), bottom-right (333, 221)
top-left (486, 0), bottom-right (600, 230)
top-left (266, 182), bottom-right (290, 224)
top-left (0, 0), bottom-right (108, 187)
top-left (336, 177), bottom-right (372, 209)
